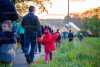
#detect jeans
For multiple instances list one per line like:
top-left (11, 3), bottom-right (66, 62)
top-left (20, 34), bottom-right (24, 52)
top-left (23, 32), bottom-right (37, 63)
top-left (38, 42), bottom-right (41, 53)
top-left (0, 44), bottom-right (16, 63)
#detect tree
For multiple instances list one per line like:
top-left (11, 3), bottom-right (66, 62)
top-left (12, 0), bottom-right (52, 15)
top-left (84, 15), bottom-right (100, 36)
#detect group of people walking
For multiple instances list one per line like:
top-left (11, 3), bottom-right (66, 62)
top-left (20, 6), bottom-right (61, 64)
top-left (0, 0), bottom-right (84, 66)
top-left (0, 1), bottom-right (61, 65)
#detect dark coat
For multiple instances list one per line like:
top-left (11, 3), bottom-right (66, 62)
top-left (0, 31), bottom-right (16, 45)
top-left (68, 32), bottom-right (74, 39)
top-left (22, 12), bottom-right (42, 37)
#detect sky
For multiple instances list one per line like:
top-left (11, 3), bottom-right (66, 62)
top-left (38, 0), bottom-right (100, 19)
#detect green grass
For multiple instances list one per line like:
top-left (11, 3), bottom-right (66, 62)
top-left (0, 64), bottom-right (12, 67)
top-left (31, 37), bottom-right (100, 67)
top-left (0, 37), bottom-right (100, 67)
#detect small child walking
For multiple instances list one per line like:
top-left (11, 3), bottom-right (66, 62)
top-left (38, 27), bottom-right (59, 64)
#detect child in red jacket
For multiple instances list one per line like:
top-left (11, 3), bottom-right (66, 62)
top-left (39, 28), bottom-right (59, 64)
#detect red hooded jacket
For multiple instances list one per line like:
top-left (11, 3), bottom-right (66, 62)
top-left (42, 31), bottom-right (59, 53)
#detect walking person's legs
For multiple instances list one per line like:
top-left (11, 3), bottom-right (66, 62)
top-left (23, 34), bottom-right (31, 64)
top-left (20, 34), bottom-right (25, 52)
top-left (28, 32), bottom-right (37, 64)
top-left (45, 52), bottom-right (49, 64)
top-left (29, 39), bottom-right (36, 63)
top-left (49, 52), bottom-right (52, 61)
top-left (34, 43), bottom-right (38, 54)
top-left (38, 42), bottom-right (41, 53)
top-left (69, 38), bottom-right (73, 42)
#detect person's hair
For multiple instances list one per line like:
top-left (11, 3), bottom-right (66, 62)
top-left (29, 6), bottom-right (35, 12)
top-left (57, 29), bottom-right (59, 32)
top-left (44, 25), bottom-right (48, 29)
top-left (69, 30), bottom-right (72, 32)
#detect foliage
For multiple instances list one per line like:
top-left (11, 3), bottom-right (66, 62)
top-left (0, 64), bottom-right (12, 67)
top-left (84, 15), bottom-right (100, 36)
top-left (12, 0), bottom-right (52, 16)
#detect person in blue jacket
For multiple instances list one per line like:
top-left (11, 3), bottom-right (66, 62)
top-left (0, 20), bottom-right (16, 66)
top-left (68, 30), bottom-right (74, 42)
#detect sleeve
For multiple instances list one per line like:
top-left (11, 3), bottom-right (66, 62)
top-left (52, 33), bottom-right (59, 42)
top-left (35, 16), bottom-right (42, 37)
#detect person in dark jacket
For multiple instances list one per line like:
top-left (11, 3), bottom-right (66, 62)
top-left (21, 6), bottom-right (42, 64)
top-left (0, 0), bottom-right (18, 30)
top-left (0, 20), bottom-right (16, 66)
top-left (68, 30), bottom-right (74, 42)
